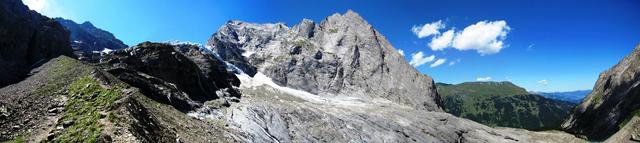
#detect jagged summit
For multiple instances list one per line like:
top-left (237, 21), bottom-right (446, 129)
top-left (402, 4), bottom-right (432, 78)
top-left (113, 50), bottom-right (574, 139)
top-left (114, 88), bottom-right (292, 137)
top-left (323, 10), bottom-right (369, 27)
top-left (80, 21), bottom-right (94, 27)
top-left (207, 10), bottom-right (440, 111)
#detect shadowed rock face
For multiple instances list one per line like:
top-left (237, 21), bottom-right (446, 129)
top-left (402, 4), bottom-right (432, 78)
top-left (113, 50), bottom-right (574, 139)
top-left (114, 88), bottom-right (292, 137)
top-left (100, 42), bottom-right (240, 111)
top-left (54, 18), bottom-right (127, 52)
top-left (562, 44), bottom-right (640, 140)
top-left (54, 18), bottom-right (127, 62)
top-left (207, 10), bottom-right (441, 111)
top-left (0, 0), bottom-right (73, 87)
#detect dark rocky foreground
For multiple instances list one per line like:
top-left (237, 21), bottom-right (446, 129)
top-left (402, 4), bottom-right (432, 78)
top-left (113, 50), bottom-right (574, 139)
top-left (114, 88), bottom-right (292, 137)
top-left (98, 42), bottom-right (241, 112)
top-left (0, 0), bottom-right (73, 87)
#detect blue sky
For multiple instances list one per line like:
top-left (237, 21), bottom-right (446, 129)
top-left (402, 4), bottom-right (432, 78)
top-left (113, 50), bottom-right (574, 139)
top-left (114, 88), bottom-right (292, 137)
top-left (26, 0), bottom-right (640, 92)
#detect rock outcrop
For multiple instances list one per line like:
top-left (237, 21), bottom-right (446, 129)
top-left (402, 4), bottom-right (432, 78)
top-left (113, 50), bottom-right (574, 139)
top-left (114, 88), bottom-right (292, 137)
top-left (562, 44), bottom-right (640, 141)
top-left (99, 42), bottom-right (240, 111)
top-left (207, 10), bottom-right (441, 111)
top-left (0, 0), bottom-right (73, 87)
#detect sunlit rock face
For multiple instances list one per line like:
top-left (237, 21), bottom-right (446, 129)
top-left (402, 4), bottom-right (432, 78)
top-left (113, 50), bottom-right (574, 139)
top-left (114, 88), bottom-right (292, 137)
top-left (207, 10), bottom-right (442, 112)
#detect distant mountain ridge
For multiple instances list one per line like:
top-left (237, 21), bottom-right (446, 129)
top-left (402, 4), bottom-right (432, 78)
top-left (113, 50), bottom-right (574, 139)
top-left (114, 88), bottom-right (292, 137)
top-left (54, 18), bottom-right (127, 52)
top-left (534, 90), bottom-right (591, 104)
top-left (438, 81), bottom-right (576, 130)
top-left (54, 18), bottom-right (127, 61)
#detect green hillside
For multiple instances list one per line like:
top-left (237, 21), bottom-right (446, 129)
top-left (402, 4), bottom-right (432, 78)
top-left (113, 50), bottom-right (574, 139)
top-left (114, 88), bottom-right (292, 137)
top-left (437, 81), bottom-right (575, 130)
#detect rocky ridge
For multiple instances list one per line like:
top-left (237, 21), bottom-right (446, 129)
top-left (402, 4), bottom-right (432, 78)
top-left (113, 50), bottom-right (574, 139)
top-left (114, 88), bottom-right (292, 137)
top-left (562, 44), bottom-right (640, 141)
top-left (54, 18), bottom-right (127, 52)
top-left (54, 18), bottom-right (127, 62)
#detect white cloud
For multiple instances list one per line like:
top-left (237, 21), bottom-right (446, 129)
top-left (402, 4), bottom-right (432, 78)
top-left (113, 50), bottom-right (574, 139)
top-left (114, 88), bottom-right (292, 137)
top-left (409, 51), bottom-right (435, 67)
top-left (452, 20), bottom-right (510, 55)
top-left (398, 49), bottom-right (405, 56)
top-left (430, 59), bottom-right (446, 68)
top-left (538, 79), bottom-right (548, 86)
top-left (23, 0), bottom-right (47, 12)
top-left (412, 20), bottom-right (444, 38)
top-left (429, 29), bottom-right (455, 51)
top-left (476, 77), bottom-right (492, 81)
top-left (448, 58), bottom-right (461, 66)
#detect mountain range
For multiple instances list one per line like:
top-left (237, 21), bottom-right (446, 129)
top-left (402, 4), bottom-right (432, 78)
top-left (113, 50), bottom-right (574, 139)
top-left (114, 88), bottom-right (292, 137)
top-left (1, 0), bottom-right (640, 142)
top-left (534, 90), bottom-right (591, 104)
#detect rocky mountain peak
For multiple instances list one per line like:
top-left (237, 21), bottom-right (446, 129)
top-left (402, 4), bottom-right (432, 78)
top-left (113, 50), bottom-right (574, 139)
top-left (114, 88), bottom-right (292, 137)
top-left (324, 10), bottom-right (368, 25)
top-left (207, 10), bottom-right (442, 111)
top-left (320, 10), bottom-right (373, 37)
top-left (80, 21), bottom-right (94, 27)
top-left (54, 18), bottom-right (127, 62)
top-left (292, 18), bottom-right (316, 38)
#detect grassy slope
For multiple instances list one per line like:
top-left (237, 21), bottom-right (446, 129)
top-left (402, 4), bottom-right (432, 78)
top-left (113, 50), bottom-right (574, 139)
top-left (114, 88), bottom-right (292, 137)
top-left (437, 82), bottom-right (575, 130)
top-left (33, 56), bottom-right (127, 142)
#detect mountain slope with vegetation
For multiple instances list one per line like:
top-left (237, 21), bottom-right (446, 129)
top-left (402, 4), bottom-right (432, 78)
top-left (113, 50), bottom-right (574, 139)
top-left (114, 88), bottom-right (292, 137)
top-left (438, 81), bottom-right (576, 130)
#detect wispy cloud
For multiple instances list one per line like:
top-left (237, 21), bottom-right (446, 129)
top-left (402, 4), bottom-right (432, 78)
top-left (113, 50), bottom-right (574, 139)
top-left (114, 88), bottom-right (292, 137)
top-left (22, 0), bottom-right (47, 12)
top-left (430, 59), bottom-right (446, 68)
top-left (412, 20), bottom-right (444, 38)
top-left (409, 51), bottom-right (435, 67)
top-left (526, 44), bottom-right (535, 51)
top-left (448, 58), bottom-right (461, 66)
top-left (398, 49), bottom-right (405, 56)
top-left (538, 79), bottom-right (548, 86)
top-left (476, 77), bottom-right (492, 81)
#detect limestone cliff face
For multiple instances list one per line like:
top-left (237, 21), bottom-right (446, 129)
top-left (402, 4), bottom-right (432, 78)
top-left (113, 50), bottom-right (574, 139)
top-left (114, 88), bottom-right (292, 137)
top-left (207, 10), bottom-right (441, 111)
top-left (0, 0), bottom-right (73, 87)
top-left (562, 44), bottom-right (640, 140)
